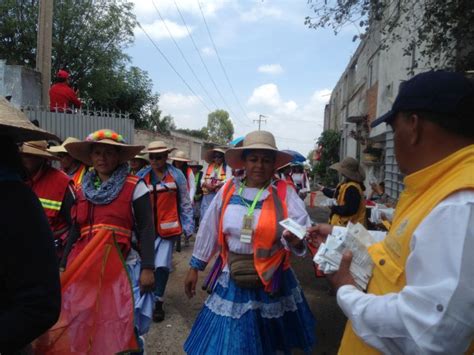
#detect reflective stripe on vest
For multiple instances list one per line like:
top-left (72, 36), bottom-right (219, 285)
top-left (39, 197), bottom-right (62, 211)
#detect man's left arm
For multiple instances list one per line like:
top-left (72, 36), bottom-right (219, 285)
top-left (335, 194), bottom-right (474, 354)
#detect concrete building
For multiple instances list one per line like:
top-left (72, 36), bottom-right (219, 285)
top-left (0, 59), bottom-right (42, 107)
top-left (323, 0), bottom-right (460, 200)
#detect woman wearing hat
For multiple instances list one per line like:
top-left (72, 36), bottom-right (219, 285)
top-left (48, 136), bottom-right (88, 187)
top-left (184, 130), bottom-right (316, 354)
top-left (138, 141), bottom-right (194, 322)
top-left (129, 153), bottom-right (149, 175)
top-left (200, 146), bottom-right (232, 219)
top-left (0, 97), bottom-right (61, 353)
top-left (319, 157), bottom-right (366, 226)
top-left (45, 129), bottom-right (156, 353)
top-left (171, 150), bottom-right (196, 202)
top-left (20, 140), bottom-right (75, 258)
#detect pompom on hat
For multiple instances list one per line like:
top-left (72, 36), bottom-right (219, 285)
top-left (225, 130), bottom-right (292, 170)
top-left (65, 129), bottom-right (144, 166)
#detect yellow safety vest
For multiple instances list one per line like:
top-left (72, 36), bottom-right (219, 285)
top-left (330, 182), bottom-right (366, 226)
top-left (338, 145), bottom-right (474, 354)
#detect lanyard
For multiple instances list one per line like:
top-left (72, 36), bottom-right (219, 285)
top-left (238, 181), bottom-right (266, 217)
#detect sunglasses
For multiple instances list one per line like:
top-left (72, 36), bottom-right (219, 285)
top-left (149, 154), bottom-right (166, 160)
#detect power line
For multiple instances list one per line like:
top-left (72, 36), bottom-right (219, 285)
top-left (136, 21), bottom-right (212, 113)
top-left (172, 0), bottom-right (250, 127)
top-left (151, 0), bottom-right (219, 111)
top-left (196, 0), bottom-right (253, 126)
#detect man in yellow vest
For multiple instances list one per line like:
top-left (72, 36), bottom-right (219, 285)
top-left (307, 71), bottom-right (474, 354)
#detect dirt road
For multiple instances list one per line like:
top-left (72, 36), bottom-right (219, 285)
top-left (145, 203), bottom-right (346, 354)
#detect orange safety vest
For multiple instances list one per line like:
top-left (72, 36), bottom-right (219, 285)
top-left (27, 165), bottom-right (72, 240)
top-left (71, 164), bottom-right (87, 188)
top-left (71, 174), bottom-right (138, 260)
top-left (144, 171), bottom-right (183, 238)
top-left (329, 181), bottom-right (366, 226)
top-left (338, 145), bottom-right (474, 355)
top-left (218, 179), bottom-right (290, 292)
top-left (203, 163), bottom-right (226, 194)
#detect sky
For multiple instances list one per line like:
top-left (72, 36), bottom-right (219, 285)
top-left (127, 0), bottom-right (359, 156)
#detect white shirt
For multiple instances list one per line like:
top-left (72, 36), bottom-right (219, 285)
top-left (186, 169), bottom-right (196, 202)
top-left (192, 178), bottom-right (310, 265)
top-left (336, 190), bottom-right (474, 354)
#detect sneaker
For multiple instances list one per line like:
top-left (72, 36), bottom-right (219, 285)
top-left (153, 300), bottom-right (165, 322)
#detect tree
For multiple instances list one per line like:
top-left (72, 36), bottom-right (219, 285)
top-left (174, 128), bottom-right (209, 141)
top-left (142, 106), bottom-right (176, 134)
top-left (0, 0), bottom-right (161, 123)
top-left (305, 0), bottom-right (474, 71)
top-left (313, 130), bottom-right (341, 186)
top-left (205, 110), bottom-right (234, 145)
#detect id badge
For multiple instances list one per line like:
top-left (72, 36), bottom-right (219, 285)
top-left (240, 215), bottom-right (253, 244)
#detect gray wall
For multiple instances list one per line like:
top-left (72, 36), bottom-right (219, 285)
top-left (0, 60), bottom-right (42, 107)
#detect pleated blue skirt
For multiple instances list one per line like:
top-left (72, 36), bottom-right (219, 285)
top-left (184, 269), bottom-right (316, 355)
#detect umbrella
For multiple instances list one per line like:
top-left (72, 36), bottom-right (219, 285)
top-left (282, 149), bottom-right (306, 163)
top-left (229, 136), bottom-right (244, 147)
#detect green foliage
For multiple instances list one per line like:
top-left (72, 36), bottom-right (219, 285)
top-left (143, 106), bottom-right (176, 134)
top-left (205, 110), bottom-right (234, 145)
top-left (174, 128), bottom-right (209, 141)
top-left (313, 130), bottom-right (341, 186)
top-left (305, 0), bottom-right (474, 71)
top-left (0, 0), bottom-right (163, 125)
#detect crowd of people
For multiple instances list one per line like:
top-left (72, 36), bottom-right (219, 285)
top-left (0, 70), bottom-right (473, 354)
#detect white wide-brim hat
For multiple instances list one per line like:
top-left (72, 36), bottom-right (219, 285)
top-left (20, 140), bottom-right (59, 160)
top-left (132, 152), bottom-right (150, 163)
top-left (225, 130), bottom-right (292, 170)
top-left (142, 140), bottom-right (176, 155)
top-left (0, 97), bottom-right (58, 142)
top-left (170, 150), bottom-right (191, 162)
top-left (205, 147), bottom-right (227, 164)
top-left (65, 129), bottom-right (144, 166)
top-left (330, 157), bottom-right (366, 183)
top-left (48, 136), bottom-right (81, 154)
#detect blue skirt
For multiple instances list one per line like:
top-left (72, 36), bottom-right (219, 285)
top-left (184, 269), bottom-right (316, 355)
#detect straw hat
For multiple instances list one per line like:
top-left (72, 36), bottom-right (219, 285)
top-left (132, 153), bottom-right (150, 163)
top-left (48, 137), bottom-right (81, 154)
top-left (205, 146), bottom-right (227, 164)
top-left (142, 141), bottom-right (176, 154)
top-left (65, 129), bottom-right (144, 166)
top-left (225, 130), bottom-right (292, 170)
top-left (20, 141), bottom-right (59, 160)
top-left (170, 150), bottom-right (191, 162)
top-left (0, 96), bottom-right (58, 142)
top-left (330, 157), bottom-right (366, 183)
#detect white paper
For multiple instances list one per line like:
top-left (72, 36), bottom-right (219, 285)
top-left (313, 223), bottom-right (374, 290)
top-left (279, 218), bottom-right (307, 240)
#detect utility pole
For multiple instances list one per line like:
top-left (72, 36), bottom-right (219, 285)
top-left (254, 114), bottom-right (267, 130)
top-left (36, 0), bottom-right (54, 108)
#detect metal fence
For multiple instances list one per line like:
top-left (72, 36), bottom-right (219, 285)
top-left (23, 107), bottom-right (135, 143)
top-left (384, 131), bottom-right (404, 199)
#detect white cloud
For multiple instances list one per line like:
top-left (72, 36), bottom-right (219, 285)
top-left (257, 64), bottom-right (284, 75)
top-left (248, 83), bottom-right (281, 107)
top-left (201, 46), bottom-right (215, 57)
top-left (240, 6), bottom-right (282, 22)
top-left (135, 19), bottom-right (191, 41)
top-left (159, 92), bottom-right (207, 130)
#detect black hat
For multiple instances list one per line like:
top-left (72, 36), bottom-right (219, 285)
top-left (371, 70), bottom-right (474, 127)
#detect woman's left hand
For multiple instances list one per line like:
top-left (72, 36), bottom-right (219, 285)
top-left (283, 230), bottom-right (304, 249)
top-left (139, 268), bottom-right (155, 294)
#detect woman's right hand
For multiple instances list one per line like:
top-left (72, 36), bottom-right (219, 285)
top-left (184, 268), bottom-right (199, 299)
top-left (305, 223), bottom-right (333, 248)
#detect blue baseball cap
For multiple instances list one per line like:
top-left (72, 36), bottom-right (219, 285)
top-left (371, 70), bottom-right (474, 127)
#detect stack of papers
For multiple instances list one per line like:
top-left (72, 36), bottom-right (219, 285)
top-left (369, 205), bottom-right (395, 224)
top-left (313, 223), bottom-right (374, 290)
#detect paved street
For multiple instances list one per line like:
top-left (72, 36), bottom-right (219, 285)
top-left (145, 197), bottom-right (347, 354)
